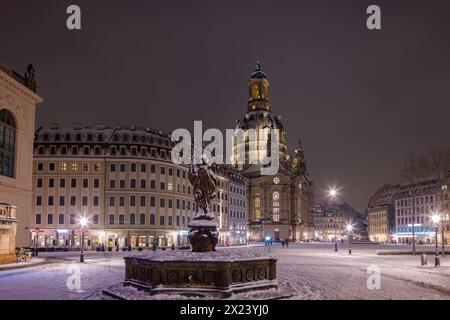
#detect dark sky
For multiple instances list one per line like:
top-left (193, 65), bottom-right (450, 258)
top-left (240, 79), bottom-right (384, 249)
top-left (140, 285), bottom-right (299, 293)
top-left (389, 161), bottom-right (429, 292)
top-left (2, 0), bottom-right (450, 211)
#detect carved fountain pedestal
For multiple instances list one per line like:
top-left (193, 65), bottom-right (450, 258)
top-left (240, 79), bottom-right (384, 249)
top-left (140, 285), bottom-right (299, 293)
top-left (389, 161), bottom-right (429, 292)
top-left (187, 217), bottom-right (219, 252)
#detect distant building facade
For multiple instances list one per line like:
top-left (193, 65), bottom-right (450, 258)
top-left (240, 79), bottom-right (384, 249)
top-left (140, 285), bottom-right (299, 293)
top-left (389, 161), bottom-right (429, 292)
top-left (313, 202), bottom-right (365, 241)
top-left (367, 184), bottom-right (398, 242)
top-left (0, 63), bottom-right (42, 263)
top-left (32, 125), bottom-right (247, 249)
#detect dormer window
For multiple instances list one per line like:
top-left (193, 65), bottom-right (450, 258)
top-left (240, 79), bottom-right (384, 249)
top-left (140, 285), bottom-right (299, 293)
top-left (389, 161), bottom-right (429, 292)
top-left (110, 146), bottom-right (116, 155)
top-left (83, 146), bottom-right (90, 155)
top-left (76, 134), bottom-right (82, 141)
top-left (38, 146), bottom-right (44, 155)
top-left (131, 147), bottom-right (137, 156)
top-left (94, 146), bottom-right (101, 155)
top-left (65, 133), bottom-right (71, 141)
top-left (61, 146), bottom-right (67, 155)
top-left (43, 134), bottom-right (49, 141)
top-left (113, 135), bottom-right (119, 142)
top-left (120, 147), bottom-right (126, 155)
top-left (54, 134), bottom-right (60, 141)
top-left (71, 146), bottom-right (78, 155)
top-left (123, 135), bottom-right (129, 142)
top-left (50, 146), bottom-right (56, 155)
top-left (132, 135), bottom-right (138, 142)
top-left (141, 148), bottom-right (147, 156)
top-left (98, 134), bottom-right (104, 141)
top-left (87, 134), bottom-right (93, 141)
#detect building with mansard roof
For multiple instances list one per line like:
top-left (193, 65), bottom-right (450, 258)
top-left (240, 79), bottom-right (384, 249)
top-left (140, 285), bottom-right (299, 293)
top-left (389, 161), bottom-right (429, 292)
top-left (231, 62), bottom-right (315, 241)
top-left (32, 124), bottom-right (247, 249)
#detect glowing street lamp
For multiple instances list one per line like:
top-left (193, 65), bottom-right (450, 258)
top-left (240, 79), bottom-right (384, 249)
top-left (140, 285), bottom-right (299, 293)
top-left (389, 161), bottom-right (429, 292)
top-left (431, 213), bottom-right (440, 267)
top-left (328, 187), bottom-right (339, 252)
top-left (345, 224), bottom-right (353, 255)
top-left (79, 216), bottom-right (88, 263)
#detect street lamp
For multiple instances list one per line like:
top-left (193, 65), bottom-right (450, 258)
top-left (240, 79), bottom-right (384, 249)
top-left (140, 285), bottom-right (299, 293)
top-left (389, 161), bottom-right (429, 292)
top-left (79, 217), bottom-right (88, 263)
top-left (328, 187), bottom-right (339, 252)
top-left (345, 224), bottom-right (353, 255)
top-left (431, 213), bottom-right (440, 267)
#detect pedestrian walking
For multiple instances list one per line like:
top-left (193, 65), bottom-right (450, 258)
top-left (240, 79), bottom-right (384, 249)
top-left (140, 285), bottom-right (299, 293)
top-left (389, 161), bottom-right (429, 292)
top-left (285, 238), bottom-right (289, 248)
top-left (282, 240), bottom-right (285, 248)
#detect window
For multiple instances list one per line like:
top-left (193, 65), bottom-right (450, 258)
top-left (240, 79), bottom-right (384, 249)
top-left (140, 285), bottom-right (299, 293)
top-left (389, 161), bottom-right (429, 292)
top-left (93, 196), bottom-right (99, 206)
top-left (110, 164), bottom-right (116, 172)
top-left (255, 195), bottom-right (261, 220)
top-left (59, 214), bottom-right (64, 224)
top-left (150, 214), bottom-right (155, 225)
top-left (36, 196), bottom-right (42, 206)
top-left (70, 196), bottom-right (76, 206)
top-left (71, 179), bottom-right (77, 188)
top-left (93, 214), bottom-right (99, 224)
top-left (131, 163), bottom-right (136, 172)
top-left (49, 178), bottom-right (54, 188)
top-left (35, 214), bottom-right (41, 224)
top-left (161, 167), bottom-right (165, 174)
top-left (59, 196), bottom-right (65, 206)
top-left (37, 178), bottom-right (43, 188)
top-left (119, 197), bottom-right (125, 206)
top-left (71, 163), bottom-right (77, 171)
top-left (169, 168), bottom-right (173, 176)
top-left (37, 163), bottom-right (44, 171)
top-left (130, 195), bottom-right (136, 206)
top-left (131, 179), bottom-right (136, 188)
top-left (110, 180), bottom-right (115, 188)
top-left (49, 163), bottom-right (55, 171)
top-left (47, 214), bottom-right (53, 225)
top-left (150, 180), bottom-right (156, 189)
top-left (109, 215), bottom-right (115, 225)
top-left (94, 179), bottom-right (99, 188)
top-left (130, 213), bottom-right (136, 225)
top-left (168, 183), bottom-right (173, 191)
top-left (119, 215), bottom-right (125, 225)
top-left (83, 179), bottom-right (88, 188)
top-left (120, 180), bottom-right (125, 188)
top-left (168, 216), bottom-right (173, 226)
top-left (109, 197), bottom-right (115, 206)
top-left (82, 196), bottom-right (88, 206)
top-left (120, 164), bottom-right (126, 172)
top-left (150, 196), bottom-right (155, 207)
top-left (160, 182), bottom-right (165, 190)
top-left (140, 213), bottom-right (146, 225)
top-left (141, 179), bottom-right (146, 188)
top-left (160, 216), bottom-right (165, 225)
top-left (70, 214), bottom-right (75, 224)
top-left (141, 163), bottom-right (146, 172)
top-left (140, 196), bottom-right (146, 207)
top-left (151, 165), bottom-right (155, 173)
top-left (160, 198), bottom-right (165, 208)
top-left (60, 162), bottom-right (67, 171)
top-left (176, 216), bottom-right (180, 226)
top-left (60, 178), bottom-right (66, 188)
top-left (83, 163), bottom-right (89, 171)
top-left (48, 196), bottom-right (54, 206)
top-left (94, 163), bottom-right (100, 171)
top-left (0, 109), bottom-right (16, 177)
top-left (168, 199), bottom-right (173, 208)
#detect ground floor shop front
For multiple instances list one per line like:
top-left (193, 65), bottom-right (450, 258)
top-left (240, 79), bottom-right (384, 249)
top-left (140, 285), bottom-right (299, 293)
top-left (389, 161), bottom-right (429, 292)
top-left (249, 223), bottom-right (315, 242)
top-left (30, 228), bottom-right (190, 250)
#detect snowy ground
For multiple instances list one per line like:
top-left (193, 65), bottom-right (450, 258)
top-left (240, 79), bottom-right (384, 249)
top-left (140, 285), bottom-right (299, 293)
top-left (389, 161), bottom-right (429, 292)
top-left (0, 242), bottom-right (449, 300)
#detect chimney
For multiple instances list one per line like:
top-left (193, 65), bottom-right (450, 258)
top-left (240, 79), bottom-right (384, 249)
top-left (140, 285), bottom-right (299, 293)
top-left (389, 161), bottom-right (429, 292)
top-left (73, 123), bottom-right (82, 130)
top-left (49, 122), bottom-right (60, 130)
top-left (97, 123), bottom-right (106, 130)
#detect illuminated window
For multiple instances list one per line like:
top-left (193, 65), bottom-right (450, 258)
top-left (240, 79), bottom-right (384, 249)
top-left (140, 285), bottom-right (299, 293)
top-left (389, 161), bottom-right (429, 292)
top-left (168, 183), bottom-right (173, 191)
top-left (254, 195), bottom-right (261, 220)
top-left (71, 163), bottom-right (77, 171)
top-left (272, 192), bottom-right (280, 222)
top-left (94, 163), bottom-right (100, 171)
top-left (60, 162), bottom-right (67, 171)
top-left (83, 163), bottom-right (89, 171)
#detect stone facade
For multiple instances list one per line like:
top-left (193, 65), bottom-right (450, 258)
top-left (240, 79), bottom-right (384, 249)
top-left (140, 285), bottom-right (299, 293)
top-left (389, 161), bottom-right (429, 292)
top-left (0, 63), bottom-right (42, 263)
top-left (231, 63), bottom-right (315, 241)
top-left (32, 125), bottom-right (247, 249)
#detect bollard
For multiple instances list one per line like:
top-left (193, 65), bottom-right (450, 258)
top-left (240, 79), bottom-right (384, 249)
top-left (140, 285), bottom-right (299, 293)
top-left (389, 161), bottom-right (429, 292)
top-left (421, 252), bottom-right (427, 266)
top-left (435, 255), bottom-right (440, 267)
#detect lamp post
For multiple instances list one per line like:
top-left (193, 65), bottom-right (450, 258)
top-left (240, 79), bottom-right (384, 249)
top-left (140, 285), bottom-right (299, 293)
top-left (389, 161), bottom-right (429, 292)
top-left (79, 217), bottom-right (87, 263)
top-left (432, 213), bottom-right (440, 267)
top-left (346, 224), bottom-right (353, 255)
top-left (328, 187), bottom-right (338, 252)
top-left (441, 184), bottom-right (447, 258)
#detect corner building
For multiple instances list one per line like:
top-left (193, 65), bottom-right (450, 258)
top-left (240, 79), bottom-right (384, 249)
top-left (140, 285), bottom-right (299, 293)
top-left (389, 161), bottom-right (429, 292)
top-left (32, 125), bottom-right (247, 249)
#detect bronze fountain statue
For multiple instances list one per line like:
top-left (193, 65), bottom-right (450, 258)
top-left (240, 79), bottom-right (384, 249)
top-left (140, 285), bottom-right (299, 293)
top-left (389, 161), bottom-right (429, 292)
top-left (187, 160), bottom-right (219, 252)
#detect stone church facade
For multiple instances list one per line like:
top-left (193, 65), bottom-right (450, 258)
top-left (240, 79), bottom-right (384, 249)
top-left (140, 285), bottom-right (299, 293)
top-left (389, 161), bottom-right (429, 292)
top-left (231, 62), bottom-right (314, 241)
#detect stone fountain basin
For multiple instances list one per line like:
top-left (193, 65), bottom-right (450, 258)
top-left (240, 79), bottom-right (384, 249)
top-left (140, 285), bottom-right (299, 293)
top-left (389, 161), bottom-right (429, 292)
top-left (123, 248), bottom-right (277, 298)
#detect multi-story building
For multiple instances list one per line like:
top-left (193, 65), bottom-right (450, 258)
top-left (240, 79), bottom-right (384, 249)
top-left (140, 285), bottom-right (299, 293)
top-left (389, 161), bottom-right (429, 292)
top-left (32, 124), bottom-right (247, 249)
top-left (367, 184), bottom-right (398, 242)
top-left (231, 62), bottom-right (315, 242)
top-left (228, 172), bottom-right (248, 245)
top-left (313, 202), bottom-right (365, 241)
top-left (0, 63), bottom-right (42, 263)
top-left (394, 180), bottom-right (438, 244)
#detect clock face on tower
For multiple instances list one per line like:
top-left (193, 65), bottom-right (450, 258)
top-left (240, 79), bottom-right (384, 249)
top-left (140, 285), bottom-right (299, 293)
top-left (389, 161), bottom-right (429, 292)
top-left (273, 177), bottom-right (280, 184)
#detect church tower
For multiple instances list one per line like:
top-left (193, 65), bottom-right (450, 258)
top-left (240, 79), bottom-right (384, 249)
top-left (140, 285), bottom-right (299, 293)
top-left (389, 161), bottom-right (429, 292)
top-left (247, 60), bottom-right (271, 112)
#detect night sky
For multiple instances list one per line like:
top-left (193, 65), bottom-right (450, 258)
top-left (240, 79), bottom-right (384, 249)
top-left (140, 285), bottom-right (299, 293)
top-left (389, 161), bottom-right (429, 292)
top-left (2, 0), bottom-right (450, 211)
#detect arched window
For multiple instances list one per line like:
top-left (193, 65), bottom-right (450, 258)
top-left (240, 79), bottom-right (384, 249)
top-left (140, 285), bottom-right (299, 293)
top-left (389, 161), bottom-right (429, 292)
top-left (272, 192), bottom-right (280, 222)
top-left (254, 195), bottom-right (261, 220)
top-left (0, 109), bottom-right (16, 177)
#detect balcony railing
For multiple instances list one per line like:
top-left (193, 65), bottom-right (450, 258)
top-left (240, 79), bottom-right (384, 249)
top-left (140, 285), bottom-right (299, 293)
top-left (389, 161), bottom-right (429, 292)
top-left (0, 63), bottom-right (37, 93)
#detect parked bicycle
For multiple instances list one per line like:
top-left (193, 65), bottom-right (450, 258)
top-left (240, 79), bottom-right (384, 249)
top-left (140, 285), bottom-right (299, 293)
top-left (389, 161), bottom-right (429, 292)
top-left (15, 248), bottom-right (32, 262)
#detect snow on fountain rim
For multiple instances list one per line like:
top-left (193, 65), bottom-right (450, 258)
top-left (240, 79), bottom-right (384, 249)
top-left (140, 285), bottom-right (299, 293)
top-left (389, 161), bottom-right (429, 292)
top-left (127, 248), bottom-right (274, 262)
